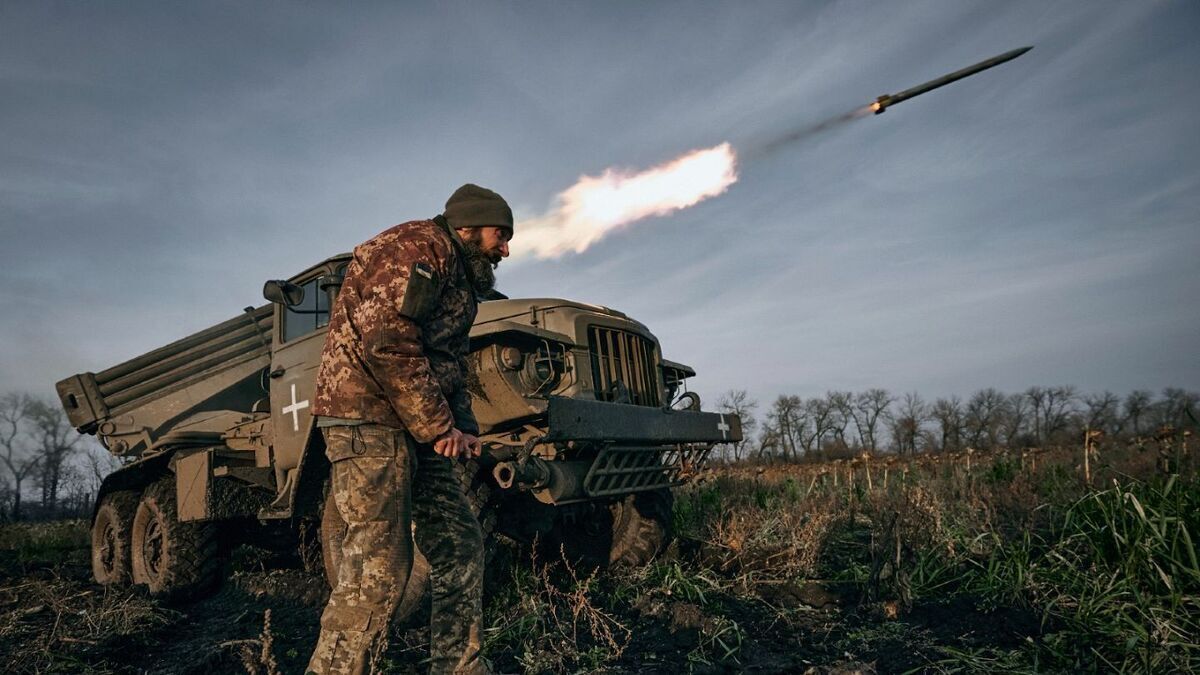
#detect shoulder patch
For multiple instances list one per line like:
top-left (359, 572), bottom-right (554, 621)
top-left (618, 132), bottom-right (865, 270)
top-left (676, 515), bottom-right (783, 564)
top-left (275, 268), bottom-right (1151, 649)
top-left (399, 261), bottom-right (440, 320)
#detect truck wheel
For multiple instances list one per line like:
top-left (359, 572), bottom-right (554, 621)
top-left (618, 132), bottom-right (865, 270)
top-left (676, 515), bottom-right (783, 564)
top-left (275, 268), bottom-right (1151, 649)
top-left (130, 479), bottom-right (219, 600)
top-left (609, 489), bottom-right (674, 567)
top-left (91, 490), bottom-right (140, 585)
top-left (550, 488), bottom-right (674, 568)
top-left (319, 458), bottom-right (494, 623)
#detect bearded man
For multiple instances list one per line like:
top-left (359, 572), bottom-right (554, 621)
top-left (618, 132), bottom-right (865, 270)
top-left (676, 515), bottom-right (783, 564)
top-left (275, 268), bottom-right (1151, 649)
top-left (307, 184), bottom-right (513, 675)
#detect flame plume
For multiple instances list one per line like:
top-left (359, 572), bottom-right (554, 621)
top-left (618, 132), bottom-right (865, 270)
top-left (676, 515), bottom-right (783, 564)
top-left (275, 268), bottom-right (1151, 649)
top-left (512, 143), bottom-right (738, 260)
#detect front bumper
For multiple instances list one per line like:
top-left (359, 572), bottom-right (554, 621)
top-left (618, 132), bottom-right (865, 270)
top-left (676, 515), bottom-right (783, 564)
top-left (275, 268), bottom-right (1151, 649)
top-left (496, 397), bottom-right (742, 502)
top-left (544, 396), bottom-right (743, 444)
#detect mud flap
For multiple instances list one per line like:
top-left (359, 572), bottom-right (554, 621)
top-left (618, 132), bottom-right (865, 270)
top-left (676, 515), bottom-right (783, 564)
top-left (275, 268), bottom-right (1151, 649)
top-left (176, 450), bottom-right (212, 522)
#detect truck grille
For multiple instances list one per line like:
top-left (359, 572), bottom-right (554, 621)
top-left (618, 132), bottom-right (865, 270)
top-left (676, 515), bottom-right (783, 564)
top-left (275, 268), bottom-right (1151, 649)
top-left (588, 326), bottom-right (660, 407)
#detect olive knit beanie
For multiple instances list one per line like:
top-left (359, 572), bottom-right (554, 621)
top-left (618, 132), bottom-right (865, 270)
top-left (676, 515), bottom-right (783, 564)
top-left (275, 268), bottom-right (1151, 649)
top-left (443, 184), bottom-right (514, 232)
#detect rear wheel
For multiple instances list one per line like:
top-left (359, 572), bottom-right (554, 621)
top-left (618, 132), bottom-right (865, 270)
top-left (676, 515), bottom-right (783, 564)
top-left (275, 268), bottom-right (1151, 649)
top-left (91, 490), bottom-right (141, 585)
top-left (130, 479), bottom-right (219, 600)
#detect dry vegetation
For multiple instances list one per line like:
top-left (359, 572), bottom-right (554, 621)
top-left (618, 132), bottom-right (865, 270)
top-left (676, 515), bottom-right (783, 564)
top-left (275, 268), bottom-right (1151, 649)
top-left (1, 431), bottom-right (1197, 674)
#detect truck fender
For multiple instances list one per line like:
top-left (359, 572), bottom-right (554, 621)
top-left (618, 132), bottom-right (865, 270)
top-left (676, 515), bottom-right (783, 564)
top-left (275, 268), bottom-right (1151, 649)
top-left (93, 451), bottom-right (173, 522)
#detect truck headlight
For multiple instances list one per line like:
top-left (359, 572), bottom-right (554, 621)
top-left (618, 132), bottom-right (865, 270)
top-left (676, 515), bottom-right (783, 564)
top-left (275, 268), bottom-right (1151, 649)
top-left (500, 346), bottom-right (524, 370)
top-left (522, 341), bottom-right (568, 394)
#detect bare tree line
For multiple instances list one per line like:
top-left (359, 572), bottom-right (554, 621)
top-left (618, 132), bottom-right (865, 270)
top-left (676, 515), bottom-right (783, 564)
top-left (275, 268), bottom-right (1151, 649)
top-left (3, 384), bottom-right (1196, 517)
top-left (716, 386), bottom-right (1199, 463)
top-left (0, 392), bottom-right (119, 521)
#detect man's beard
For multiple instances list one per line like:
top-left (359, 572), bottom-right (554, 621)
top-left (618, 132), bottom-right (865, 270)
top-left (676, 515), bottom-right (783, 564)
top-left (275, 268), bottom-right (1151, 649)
top-left (461, 239), bottom-right (497, 295)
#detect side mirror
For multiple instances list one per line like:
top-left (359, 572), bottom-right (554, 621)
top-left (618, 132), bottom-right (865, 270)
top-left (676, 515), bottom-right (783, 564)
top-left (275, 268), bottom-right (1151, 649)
top-left (263, 279), bottom-right (305, 307)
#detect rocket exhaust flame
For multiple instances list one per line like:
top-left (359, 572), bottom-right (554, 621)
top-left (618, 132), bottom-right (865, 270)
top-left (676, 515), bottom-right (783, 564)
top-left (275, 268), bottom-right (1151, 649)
top-left (511, 143), bottom-right (738, 260)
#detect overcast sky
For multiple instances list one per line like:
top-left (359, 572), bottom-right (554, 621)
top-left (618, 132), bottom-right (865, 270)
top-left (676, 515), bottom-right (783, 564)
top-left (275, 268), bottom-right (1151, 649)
top-left (2, 1), bottom-right (1197, 411)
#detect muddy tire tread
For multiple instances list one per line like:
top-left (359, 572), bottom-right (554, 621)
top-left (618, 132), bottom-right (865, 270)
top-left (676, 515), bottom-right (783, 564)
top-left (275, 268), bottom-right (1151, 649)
top-left (131, 479), bottom-right (219, 601)
top-left (609, 489), bottom-right (674, 568)
top-left (91, 490), bottom-right (142, 586)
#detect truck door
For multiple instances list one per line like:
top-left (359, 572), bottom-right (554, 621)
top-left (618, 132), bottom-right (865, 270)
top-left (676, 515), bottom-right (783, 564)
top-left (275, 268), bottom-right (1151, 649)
top-left (268, 273), bottom-right (335, 482)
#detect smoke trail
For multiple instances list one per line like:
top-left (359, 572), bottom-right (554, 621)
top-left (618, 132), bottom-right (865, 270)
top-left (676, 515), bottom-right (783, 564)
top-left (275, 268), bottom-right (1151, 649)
top-left (511, 143), bottom-right (738, 260)
top-left (745, 104), bottom-right (874, 159)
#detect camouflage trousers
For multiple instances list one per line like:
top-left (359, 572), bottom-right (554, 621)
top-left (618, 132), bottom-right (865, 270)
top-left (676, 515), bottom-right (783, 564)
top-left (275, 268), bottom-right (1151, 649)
top-left (307, 424), bottom-right (485, 675)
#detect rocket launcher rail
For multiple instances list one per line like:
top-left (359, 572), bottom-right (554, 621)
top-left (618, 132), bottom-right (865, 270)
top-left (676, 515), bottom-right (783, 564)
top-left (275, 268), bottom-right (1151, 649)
top-left (56, 305), bottom-right (274, 454)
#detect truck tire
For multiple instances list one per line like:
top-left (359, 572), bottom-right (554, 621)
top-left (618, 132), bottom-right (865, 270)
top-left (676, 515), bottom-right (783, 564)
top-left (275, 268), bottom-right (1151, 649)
top-left (549, 488), bottom-right (674, 568)
top-left (91, 490), bottom-right (141, 585)
top-left (319, 458), bottom-right (494, 623)
top-left (130, 479), bottom-right (219, 600)
top-left (609, 489), bottom-right (674, 567)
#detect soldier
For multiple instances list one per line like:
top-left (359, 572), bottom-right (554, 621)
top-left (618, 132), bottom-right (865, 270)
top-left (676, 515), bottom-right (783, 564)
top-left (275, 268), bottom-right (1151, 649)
top-left (307, 184), bottom-right (514, 675)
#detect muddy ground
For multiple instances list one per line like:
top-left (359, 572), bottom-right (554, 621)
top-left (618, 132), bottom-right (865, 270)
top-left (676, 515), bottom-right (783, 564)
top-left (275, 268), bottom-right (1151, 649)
top-left (0, 520), bottom-right (1039, 674)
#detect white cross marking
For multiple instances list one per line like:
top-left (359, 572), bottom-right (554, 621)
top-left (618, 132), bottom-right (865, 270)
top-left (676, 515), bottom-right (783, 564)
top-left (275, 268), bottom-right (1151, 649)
top-left (282, 383), bottom-right (310, 432)
top-left (717, 414), bottom-right (730, 441)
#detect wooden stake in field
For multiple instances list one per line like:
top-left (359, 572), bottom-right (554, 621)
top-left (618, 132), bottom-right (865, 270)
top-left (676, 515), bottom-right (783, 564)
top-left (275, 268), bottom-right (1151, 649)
top-left (1083, 428), bottom-right (1103, 487)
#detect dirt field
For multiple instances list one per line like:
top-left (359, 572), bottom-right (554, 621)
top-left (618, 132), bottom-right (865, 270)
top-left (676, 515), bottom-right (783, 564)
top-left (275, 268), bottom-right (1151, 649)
top-left (1, 441), bottom-right (1196, 673)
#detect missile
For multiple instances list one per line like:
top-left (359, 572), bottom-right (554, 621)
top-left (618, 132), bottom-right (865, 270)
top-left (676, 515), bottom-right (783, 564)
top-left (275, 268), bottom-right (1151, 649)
top-left (871, 46), bottom-right (1032, 114)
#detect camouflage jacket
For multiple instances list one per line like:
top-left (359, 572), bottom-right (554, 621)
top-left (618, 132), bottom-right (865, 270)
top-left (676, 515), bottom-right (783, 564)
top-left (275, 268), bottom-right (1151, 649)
top-left (312, 218), bottom-right (478, 443)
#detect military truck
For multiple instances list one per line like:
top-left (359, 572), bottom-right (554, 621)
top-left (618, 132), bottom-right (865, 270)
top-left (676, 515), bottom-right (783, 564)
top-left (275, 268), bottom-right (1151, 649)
top-left (57, 252), bottom-right (740, 615)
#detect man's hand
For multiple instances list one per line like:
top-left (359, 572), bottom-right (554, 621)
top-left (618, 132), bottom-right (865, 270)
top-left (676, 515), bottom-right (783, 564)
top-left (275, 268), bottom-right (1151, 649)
top-left (433, 428), bottom-right (482, 459)
top-left (462, 433), bottom-right (482, 458)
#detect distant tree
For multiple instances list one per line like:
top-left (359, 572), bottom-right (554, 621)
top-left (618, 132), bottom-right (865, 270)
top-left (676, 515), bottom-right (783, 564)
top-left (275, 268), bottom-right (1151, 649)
top-left (766, 395), bottom-right (804, 462)
top-left (1160, 388), bottom-right (1200, 429)
top-left (1123, 390), bottom-right (1154, 436)
top-left (1083, 391), bottom-right (1123, 437)
top-left (716, 389), bottom-right (758, 463)
top-left (966, 388), bottom-right (1007, 450)
top-left (1025, 386), bottom-right (1048, 445)
top-left (753, 425), bottom-right (779, 462)
top-left (931, 396), bottom-right (965, 453)
top-left (854, 389), bottom-right (893, 452)
top-left (0, 480), bottom-right (11, 523)
top-left (82, 441), bottom-right (121, 495)
top-left (1000, 393), bottom-right (1031, 448)
top-left (802, 397), bottom-right (836, 457)
top-left (1044, 386), bottom-right (1079, 445)
top-left (1025, 386), bottom-right (1078, 446)
top-left (890, 392), bottom-right (928, 455)
top-left (0, 394), bottom-right (39, 520)
top-left (827, 391), bottom-right (855, 449)
top-left (28, 398), bottom-right (84, 510)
